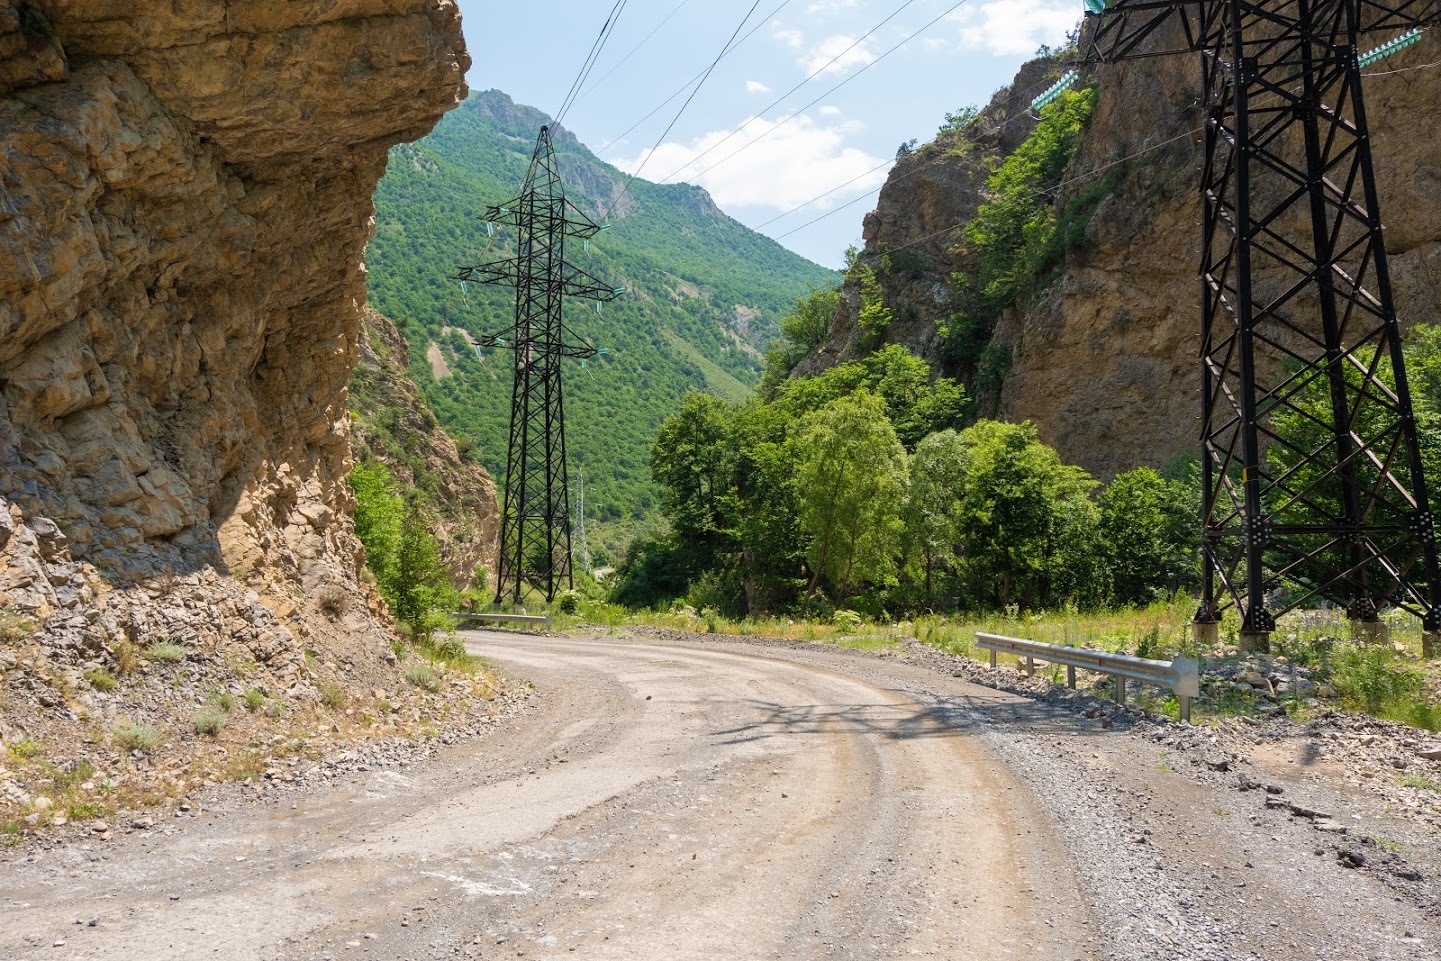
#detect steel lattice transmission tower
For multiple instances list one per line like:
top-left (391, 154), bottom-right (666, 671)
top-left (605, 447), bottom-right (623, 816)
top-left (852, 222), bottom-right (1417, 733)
top-left (1083, 0), bottom-right (1441, 652)
top-left (456, 126), bottom-right (618, 605)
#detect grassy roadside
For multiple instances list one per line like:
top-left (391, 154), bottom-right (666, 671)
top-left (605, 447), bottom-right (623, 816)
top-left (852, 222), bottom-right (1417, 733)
top-left (539, 594), bottom-right (1441, 733)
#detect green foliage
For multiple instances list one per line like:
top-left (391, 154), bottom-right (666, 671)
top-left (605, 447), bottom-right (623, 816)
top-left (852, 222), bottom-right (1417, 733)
top-left (193, 708), bottom-right (227, 737)
top-left (904, 430), bottom-right (969, 594)
top-left (243, 689), bottom-right (265, 712)
top-left (780, 285), bottom-right (841, 355)
top-left (365, 90), bottom-right (838, 525)
top-left (950, 420), bottom-right (1101, 609)
top-left (795, 391), bottom-right (909, 600)
top-left (147, 641), bottom-right (187, 665)
top-left (112, 721), bottom-right (162, 753)
top-left (938, 105), bottom-right (980, 139)
top-left (1099, 467), bottom-right (1200, 605)
top-left (405, 662), bottom-right (441, 692)
top-left (349, 460), bottom-right (458, 636)
top-left (943, 88), bottom-right (1098, 375)
top-left (853, 263), bottom-right (894, 336)
top-left (83, 667), bottom-right (117, 692)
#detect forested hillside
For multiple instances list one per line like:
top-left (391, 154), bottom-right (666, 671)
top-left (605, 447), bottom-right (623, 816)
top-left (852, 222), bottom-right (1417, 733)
top-left (366, 89), bottom-right (837, 547)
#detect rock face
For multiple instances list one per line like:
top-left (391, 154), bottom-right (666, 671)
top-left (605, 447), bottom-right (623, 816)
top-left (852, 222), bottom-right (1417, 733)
top-left (350, 307), bottom-right (499, 589)
top-left (806, 31), bottom-right (1441, 479)
top-left (0, 1), bottom-right (468, 662)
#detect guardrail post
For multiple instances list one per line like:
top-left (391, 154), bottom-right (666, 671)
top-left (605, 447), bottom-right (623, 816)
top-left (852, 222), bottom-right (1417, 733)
top-left (1024, 655), bottom-right (1035, 676)
top-left (1113, 675), bottom-right (1126, 705)
top-left (1179, 696), bottom-right (1192, 723)
top-left (1066, 665), bottom-right (1076, 689)
top-left (989, 649), bottom-right (997, 670)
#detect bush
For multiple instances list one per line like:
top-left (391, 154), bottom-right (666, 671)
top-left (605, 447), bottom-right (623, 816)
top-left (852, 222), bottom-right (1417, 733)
top-left (212, 691), bottom-right (236, 712)
top-left (0, 606), bottom-right (33, 644)
top-left (147, 641), bottom-right (187, 664)
top-left (193, 708), bottom-right (227, 737)
top-left (555, 590), bottom-right (581, 615)
top-left (320, 683), bottom-right (348, 708)
top-left (84, 667), bottom-right (118, 692)
top-left (405, 662), bottom-right (440, 692)
top-left (315, 585), bottom-right (348, 619)
top-left (112, 641), bottom-right (141, 675)
top-left (243, 689), bottom-right (265, 712)
top-left (112, 721), bottom-right (162, 753)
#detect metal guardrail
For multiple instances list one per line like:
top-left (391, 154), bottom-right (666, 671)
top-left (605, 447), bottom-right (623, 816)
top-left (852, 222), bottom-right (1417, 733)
top-left (975, 632), bottom-right (1201, 723)
top-left (454, 611), bottom-right (552, 628)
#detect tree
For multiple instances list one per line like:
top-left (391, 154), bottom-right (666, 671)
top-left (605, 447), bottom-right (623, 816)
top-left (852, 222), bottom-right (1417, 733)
top-left (780, 285), bottom-right (841, 354)
top-left (650, 394), bottom-right (733, 552)
top-left (794, 391), bottom-right (908, 599)
top-left (383, 503), bottom-right (457, 635)
top-left (954, 420), bottom-right (1098, 609)
top-left (350, 461), bottom-right (405, 575)
top-left (904, 430), bottom-right (969, 595)
top-left (853, 263), bottom-right (894, 336)
top-left (1099, 467), bottom-right (1199, 605)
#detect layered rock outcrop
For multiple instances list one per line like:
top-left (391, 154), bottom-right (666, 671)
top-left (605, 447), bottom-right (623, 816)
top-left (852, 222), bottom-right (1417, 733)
top-left (0, 0), bottom-right (469, 701)
top-left (810, 30), bottom-right (1441, 479)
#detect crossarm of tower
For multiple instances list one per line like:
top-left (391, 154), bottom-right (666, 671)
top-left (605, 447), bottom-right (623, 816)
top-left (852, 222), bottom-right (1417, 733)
top-left (1358, 0), bottom-right (1439, 33)
top-left (1080, 0), bottom-right (1210, 63)
top-left (479, 200), bottom-right (607, 240)
top-left (453, 259), bottom-right (623, 302)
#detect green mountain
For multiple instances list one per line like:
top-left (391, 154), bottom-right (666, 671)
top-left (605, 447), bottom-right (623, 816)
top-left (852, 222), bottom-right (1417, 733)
top-left (365, 89), bottom-right (838, 546)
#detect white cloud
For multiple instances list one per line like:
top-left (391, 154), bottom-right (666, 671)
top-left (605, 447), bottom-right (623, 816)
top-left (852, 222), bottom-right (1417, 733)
top-left (800, 35), bottom-right (877, 75)
top-left (772, 24), bottom-right (805, 48)
top-left (952, 0), bottom-right (1078, 56)
top-left (806, 0), bottom-right (859, 13)
top-left (818, 105), bottom-right (843, 117)
top-left (614, 115), bottom-right (891, 211)
top-left (745, 80), bottom-right (772, 94)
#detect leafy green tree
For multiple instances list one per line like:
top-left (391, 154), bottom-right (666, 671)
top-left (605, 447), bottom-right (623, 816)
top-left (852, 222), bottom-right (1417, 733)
top-left (795, 391), bottom-right (908, 599)
top-left (954, 420), bottom-right (1098, 609)
top-left (853, 263), bottom-right (894, 336)
top-left (650, 394), bottom-right (733, 551)
top-left (781, 285), bottom-right (841, 355)
top-left (349, 460), bottom-right (457, 635)
top-left (350, 461), bottom-right (405, 573)
top-left (904, 430), bottom-right (969, 594)
top-left (1099, 467), bottom-right (1198, 605)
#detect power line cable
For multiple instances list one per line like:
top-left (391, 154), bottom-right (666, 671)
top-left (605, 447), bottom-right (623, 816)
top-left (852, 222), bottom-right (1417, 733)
top-left (555, 0), bottom-right (628, 125)
top-left (601, 0), bottom-right (766, 222)
top-left (593, 0), bottom-right (797, 157)
top-left (660, 0), bottom-right (925, 183)
top-left (572, 0), bottom-right (694, 107)
top-left (667, 0), bottom-right (974, 186)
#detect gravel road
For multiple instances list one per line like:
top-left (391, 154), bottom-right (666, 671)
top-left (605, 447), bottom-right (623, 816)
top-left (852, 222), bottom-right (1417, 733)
top-left (1, 631), bottom-right (1436, 961)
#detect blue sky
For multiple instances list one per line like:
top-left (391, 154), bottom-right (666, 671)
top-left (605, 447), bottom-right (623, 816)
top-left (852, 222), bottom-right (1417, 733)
top-left (453, 0), bottom-right (1080, 267)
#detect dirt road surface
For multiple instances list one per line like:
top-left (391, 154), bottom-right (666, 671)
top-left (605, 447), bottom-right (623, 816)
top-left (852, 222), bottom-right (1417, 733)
top-left (2, 632), bottom-right (1436, 960)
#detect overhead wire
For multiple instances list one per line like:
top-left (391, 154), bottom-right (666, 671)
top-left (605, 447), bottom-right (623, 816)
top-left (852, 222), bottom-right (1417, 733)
top-left (665, 0), bottom-right (975, 187)
top-left (592, 0), bottom-right (798, 157)
top-left (555, 0), bottom-right (628, 126)
top-left (601, 0), bottom-right (767, 222)
top-left (571, 0), bottom-right (694, 108)
top-left (756, 68), bottom-right (1083, 234)
top-left (659, 0), bottom-right (926, 183)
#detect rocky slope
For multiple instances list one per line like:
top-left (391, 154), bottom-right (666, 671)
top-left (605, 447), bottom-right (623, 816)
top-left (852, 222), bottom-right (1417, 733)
top-left (0, 0), bottom-right (480, 824)
top-left (803, 28), bottom-right (1441, 479)
top-left (350, 307), bottom-right (498, 589)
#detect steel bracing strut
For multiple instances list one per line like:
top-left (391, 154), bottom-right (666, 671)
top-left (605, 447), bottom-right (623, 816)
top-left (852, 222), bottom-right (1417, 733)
top-left (456, 126), bottom-right (618, 604)
top-left (1083, 0), bottom-right (1441, 644)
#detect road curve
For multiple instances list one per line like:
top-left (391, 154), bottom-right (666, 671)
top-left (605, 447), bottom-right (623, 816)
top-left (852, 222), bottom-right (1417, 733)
top-left (0, 632), bottom-right (1093, 961)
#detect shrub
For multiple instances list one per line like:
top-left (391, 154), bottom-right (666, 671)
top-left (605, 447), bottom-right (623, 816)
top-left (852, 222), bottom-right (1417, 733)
top-left (833, 609), bottom-right (864, 631)
top-left (193, 708), bottom-right (227, 737)
top-left (320, 683), bottom-right (348, 708)
top-left (315, 584), bottom-right (348, 619)
top-left (147, 641), bottom-right (187, 664)
top-left (112, 641), bottom-right (141, 675)
top-left (243, 689), bottom-right (265, 712)
top-left (0, 607), bottom-right (34, 644)
top-left (84, 667), bottom-right (117, 692)
top-left (555, 590), bottom-right (581, 615)
top-left (112, 721), bottom-right (162, 753)
top-left (405, 662), bottom-right (440, 692)
top-left (212, 691), bottom-right (237, 712)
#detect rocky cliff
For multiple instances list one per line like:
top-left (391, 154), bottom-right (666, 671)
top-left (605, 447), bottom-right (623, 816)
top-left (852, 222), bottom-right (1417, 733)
top-left (805, 29), bottom-right (1441, 479)
top-left (350, 307), bottom-right (498, 589)
top-left (0, 0), bottom-right (473, 780)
